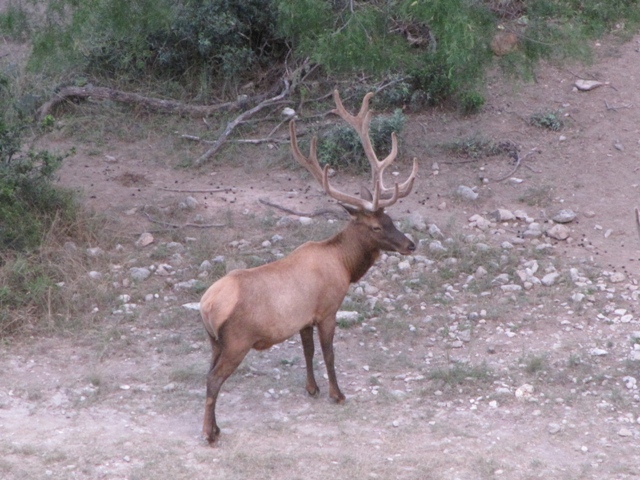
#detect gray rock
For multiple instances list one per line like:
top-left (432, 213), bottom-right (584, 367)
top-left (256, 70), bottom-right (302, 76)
top-left (408, 212), bottom-right (427, 232)
top-left (610, 272), bottom-right (626, 283)
top-left (429, 240), bottom-right (447, 253)
top-left (129, 267), bottom-right (151, 281)
top-left (457, 185), bottom-right (479, 201)
top-left (88, 271), bottom-right (103, 280)
top-left (548, 423), bottom-right (561, 434)
top-left (490, 208), bottom-right (516, 222)
top-left (552, 209), bottom-right (576, 223)
top-left (547, 224), bottom-right (571, 240)
top-left (541, 272), bottom-right (561, 286)
top-left (135, 232), bottom-right (154, 248)
top-left (428, 223), bottom-right (443, 238)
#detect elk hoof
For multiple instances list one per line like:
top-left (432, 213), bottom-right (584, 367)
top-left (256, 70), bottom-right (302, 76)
top-left (204, 427), bottom-right (221, 446)
top-left (306, 385), bottom-right (320, 397)
top-left (332, 393), bottom-right (346, 404)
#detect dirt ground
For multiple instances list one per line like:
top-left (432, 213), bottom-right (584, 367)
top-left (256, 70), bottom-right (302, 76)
top-left (2, 29), bottom-right (640, 480)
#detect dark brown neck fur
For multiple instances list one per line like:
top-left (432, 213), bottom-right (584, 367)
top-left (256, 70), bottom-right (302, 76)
top-left (325, 223), bottom-right (380, 283)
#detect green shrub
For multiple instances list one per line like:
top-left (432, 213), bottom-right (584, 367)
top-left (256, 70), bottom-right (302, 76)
top-left (317, 108), bottom-right (406, 172)
top-left (458, 90), bottom-right (485, 115)
top-left (529, 110), bottom-right (564, 131)
top-left (29, 0), bottom-right (284, 97)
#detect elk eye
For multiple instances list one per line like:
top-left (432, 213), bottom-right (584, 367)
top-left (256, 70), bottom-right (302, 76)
top-left (371, 225), bottom-right (382, 232)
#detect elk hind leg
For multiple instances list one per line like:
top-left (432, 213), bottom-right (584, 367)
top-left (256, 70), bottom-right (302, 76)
top-left (202, 337), bottom-right (249, 446)
top-left (300, 325), bottom-right (319, 397)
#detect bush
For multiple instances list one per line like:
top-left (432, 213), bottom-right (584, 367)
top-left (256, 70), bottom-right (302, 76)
top-left (29, 0), bottom-right (285, 98)
top-left (317, 109), bottom-right (406, 172)
top-left (0, 104), bottom-right (80, 334)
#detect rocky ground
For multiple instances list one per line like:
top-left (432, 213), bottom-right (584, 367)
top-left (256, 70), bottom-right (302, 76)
top-left (2, 29), bottom-right (640, 480)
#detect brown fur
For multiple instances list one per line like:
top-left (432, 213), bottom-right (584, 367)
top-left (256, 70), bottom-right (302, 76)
top-left (200, 208), bottom-right (415, 445)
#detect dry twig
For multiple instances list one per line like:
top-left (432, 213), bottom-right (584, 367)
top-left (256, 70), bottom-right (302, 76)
top-left (259, 198), bottom-right (343, 218)
top-left (141, 210), bottom-right (225, 229)
top-left (194, 80), bottom-right (292, 166)
top-left (492, 147), bottom-right (539, 182)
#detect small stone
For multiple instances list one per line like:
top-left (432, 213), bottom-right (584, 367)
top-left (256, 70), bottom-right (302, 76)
top-left (618, 428), bottom-right (633, 437)
top-left (501, 284), bottom-right (522, 292)
top-left (552, 209), bottom-right (576, 223)
top-left (610, 272), bottom-right (626, 283)
top-left (490, 208), bottom-right (516, 222)
top-left (515, 384), bottom-right (534, 400)
top-left (129, 267), bottom-right (151, 281)
top-left (135, 232), bottom-right (154, 248)
top-left (457, 185), bottom-right (478, 201)
top-left (408, 212), bottom-right (427, 232)
top-left (182, 302), bottom-right (201, 311)
top-left (541, 272), bottom-right (560, 286)
top-left (590, 348), bottom-right (608, 356)
top-left (336, 311), bottom-right (360, 325)
top-left (88, 271), bottom-right (103, 280)
top-left (163, 383), bottom-right (177, 392)
top-left (184, 196), bottom-right (199, 209)
top-left (86, 247), bottom-right (105, 257)
top-left (574, 79), bottom-right (605, 91)
top-left (428, 223), bottom-right (443, 238)
top-left (298, 216), bottom-right (313, 226)
top-left (547, 224), bottom-right (571, 240)
top-left (429, 240), bottom-right (447, 253)
top-left (548, 423), bottom-right (561, 434)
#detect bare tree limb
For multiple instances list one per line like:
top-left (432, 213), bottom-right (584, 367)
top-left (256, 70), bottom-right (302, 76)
top-left (159, 187), bottom-right (235, 193)
top-left (492, 147), bottom-right (539, 182)
top-left (141, 210), bottom-right (226, 229)
top-left (259, 198), bottom-right (344, 218)
top-left (37, 85), bottom-right (253, 121)
top-left (194, 80), bottom-right (292, 166)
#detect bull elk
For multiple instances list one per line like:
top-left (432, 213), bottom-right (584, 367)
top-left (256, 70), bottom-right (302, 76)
top-left (200, 90), bottom-right (419, 445)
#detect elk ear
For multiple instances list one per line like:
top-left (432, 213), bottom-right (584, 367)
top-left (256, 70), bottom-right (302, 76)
top-left (360, 186), bottom-right (373, 201)
top-left (340, 203), bottom-right (361, 218)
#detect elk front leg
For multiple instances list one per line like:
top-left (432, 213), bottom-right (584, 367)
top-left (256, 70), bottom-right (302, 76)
top-left (317, 319), bottom-right (345, 403)
top-left (300, 325), bottom-right (319, 397)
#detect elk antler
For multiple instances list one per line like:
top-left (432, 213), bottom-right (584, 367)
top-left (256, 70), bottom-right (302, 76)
top-left (289, 90), bottom-right (418, 212)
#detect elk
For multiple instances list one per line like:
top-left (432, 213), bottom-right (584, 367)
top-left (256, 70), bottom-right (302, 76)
top-left (200, 90), bottom-right (418, 445)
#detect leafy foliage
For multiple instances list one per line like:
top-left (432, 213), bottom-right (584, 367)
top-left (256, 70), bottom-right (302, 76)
top-left (16, 0), bottom-right (640, 108)
top-left (317, 109), bottom-right (406, 172)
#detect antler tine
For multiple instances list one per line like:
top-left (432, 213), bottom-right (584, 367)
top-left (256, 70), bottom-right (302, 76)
top-left (289, 119), bottom-right (376, 211)
top-left (332, 90), bottom-right (419, 209)
top-left (289, 120), bottom-right (324, 185)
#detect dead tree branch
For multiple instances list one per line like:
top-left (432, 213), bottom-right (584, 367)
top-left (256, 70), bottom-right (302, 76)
top-left (492, 147), bottom-right (539, 182)
top-left (159, 187), bottom-right (235, 193)
top-left (194, 79), bottom-right (291, 166)
top-left (37, 86), bottom-right (252, 121)
top-left (259, 198), bottom-right (343, 218)
top-left (141, 210), bottom-right (225, 229)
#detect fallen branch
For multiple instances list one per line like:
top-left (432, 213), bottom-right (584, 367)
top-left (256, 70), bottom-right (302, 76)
top-left (259, 198), bottom-right (343, 218)
top-left (492, 147), bottom-right (539, 182)
top-left (194, 79), bottom-right (292, 166)
top-left (141, 210), bottom-right (225, 229)
top-left (38, 85), bottom-right (253, 121)
top-left (159, 187), bottom-right (235, 193)
top-left (605, 100), bottom-right (632, 111)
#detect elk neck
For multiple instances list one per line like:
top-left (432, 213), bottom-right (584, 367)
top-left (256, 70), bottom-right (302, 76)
top-left (325, 221), bottom-right (381, 284)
